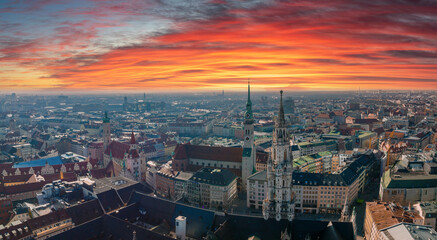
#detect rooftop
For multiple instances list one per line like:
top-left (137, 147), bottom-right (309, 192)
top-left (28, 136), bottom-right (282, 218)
top-left (190, 168), bottom-right (236, 186)
top-left (13, 156), bottom-right (63, 168)
top-left (380, 223), bottom-right (437, 240)
top-left (366, 202), bottom-right (401, 231)
top-left (91, 176), bottom-right (138, 194)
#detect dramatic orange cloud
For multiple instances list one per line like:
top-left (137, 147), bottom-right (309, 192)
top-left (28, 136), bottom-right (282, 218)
top-left (1, 0), bottom-right (436, 92)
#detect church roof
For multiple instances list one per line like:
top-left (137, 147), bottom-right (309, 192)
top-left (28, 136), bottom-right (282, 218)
top-left (104, 141), bottom-right (130, 160)
top-left (173, 144), bottom-right (243, 163)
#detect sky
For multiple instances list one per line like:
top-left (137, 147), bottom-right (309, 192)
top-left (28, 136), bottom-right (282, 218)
top-left (1, 0), bottom-right (437, 92)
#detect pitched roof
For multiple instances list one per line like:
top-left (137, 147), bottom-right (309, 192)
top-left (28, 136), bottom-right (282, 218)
top-left (96, 189), bottom-right (124, 213)
top-left (190, 168), bottom-right (236, 186)
top-left (3, 174), bottom-right (33, 183)
top-left (65, 199), bottom-right (104, 225)
top-left (27, 208), bottom-right (70, 230)
top-left (104, 141), bottom-right (130, 160)
top-left (174, 144), bottom-right (243, 163)
top-left (4, 181), bottom-right (47, 195)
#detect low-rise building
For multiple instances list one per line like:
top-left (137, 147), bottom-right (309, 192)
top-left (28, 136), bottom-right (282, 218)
top-left (293, 151), bottom-right (337, 174)
top-left (414, 202), bottom-right (437, 230)
top-left (298, 140), bottom-right (337, 156)
top-left (364, 201), bottom-right (424, 240)
top-left (26, 209), bottom-right (74, 240)
top-left (380, 223), bottom-right (437, 240)
top-left (379, 161), bottom-right (437, 205)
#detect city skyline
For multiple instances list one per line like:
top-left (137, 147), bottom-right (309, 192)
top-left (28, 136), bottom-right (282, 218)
top-left (1, 0), bottom-right (437, 92)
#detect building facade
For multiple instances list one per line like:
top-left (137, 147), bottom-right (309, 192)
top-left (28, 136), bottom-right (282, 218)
top-left (185, 168), bottom-right (237, 209)
top-left (263, 90), bottom-right (295, 221)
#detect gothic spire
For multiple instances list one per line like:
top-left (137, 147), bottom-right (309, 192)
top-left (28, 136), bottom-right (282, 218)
top-left (276, 90), bottom-right (286, 127)
top-left (247, 79), bottom-right (251, 103)
top-left (130, 129), bottom-right (136, 144)
top-left (244, 80), bottom-right (254, 124)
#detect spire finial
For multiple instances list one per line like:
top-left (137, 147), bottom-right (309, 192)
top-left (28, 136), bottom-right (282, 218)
top-left (130, 129), bottom-right (136, 144)
top-left (248, 79), bottom-right (251, 102)
top-left (244, 79), bottom-right (253, 123)
top-left (276, 90), bottom-right (285, 127)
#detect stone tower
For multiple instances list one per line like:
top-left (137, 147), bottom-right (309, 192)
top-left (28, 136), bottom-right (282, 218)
top-left (263, 90), bottom-right (295, 221)
top-left (242, 81), bottom-right (256, 191)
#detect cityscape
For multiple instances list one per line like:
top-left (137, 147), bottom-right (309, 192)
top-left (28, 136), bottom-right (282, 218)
top-left (1, 1), bottom-right (437, 240)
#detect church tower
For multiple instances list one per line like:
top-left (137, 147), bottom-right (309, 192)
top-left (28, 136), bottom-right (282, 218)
top-left (242, 81), bottom-right (256, 191)
top-left (103, 111), bottom-right (111, 151)
top-left (263, 90), bottom-right (295, 221)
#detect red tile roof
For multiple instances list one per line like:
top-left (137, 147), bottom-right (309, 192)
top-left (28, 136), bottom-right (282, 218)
top-left (174, 144), bottom-right (243, 163)
top-left (3, 174), bottom-right (33, 183)
top-left (104, 141), bottom-right (130, 160)
top-left (4, 181), bottom-right (47, 195)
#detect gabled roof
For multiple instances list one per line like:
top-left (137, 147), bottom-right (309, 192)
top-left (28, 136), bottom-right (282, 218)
top-left (174, 144), bottom-right (243, 163)
top-left (190, 168), bottom-right (236, 186)
top-left (4, 181), bottom-right (47, 195)
top-left (104, 141), bottom-right (130, 160)
top-left (96, 188), bottom-right (124, 213)
top-left (340, 153), bottom-right (376, 185)
top-left (27, 208), bottom-right (70, 230)
top-left (3, 173), bottom-right (33, 183)
top-left (65, 199), bottom-right (104, 225)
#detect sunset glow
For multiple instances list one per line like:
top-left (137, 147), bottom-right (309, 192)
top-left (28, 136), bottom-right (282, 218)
top-left (1, 0), bottom-right (437, 92)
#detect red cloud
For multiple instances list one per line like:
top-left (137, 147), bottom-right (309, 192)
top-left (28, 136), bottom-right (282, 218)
top-left (1, 0), bottom-right (437, 91)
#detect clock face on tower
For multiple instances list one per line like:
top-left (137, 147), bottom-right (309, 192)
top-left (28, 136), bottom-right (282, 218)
top-left (245, 136), bottom-right (250, 141)
top-left (245, 113), bottom-right (250, 118)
